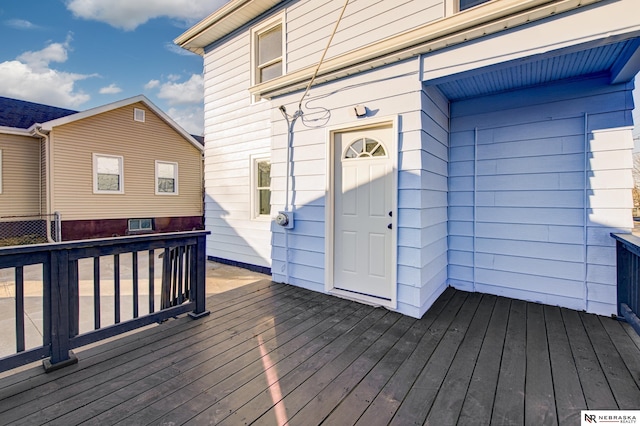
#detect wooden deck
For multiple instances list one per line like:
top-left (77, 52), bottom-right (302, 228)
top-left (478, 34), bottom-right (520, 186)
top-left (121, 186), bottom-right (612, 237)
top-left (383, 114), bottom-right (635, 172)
top-left (0, 280), bottom-right (639, 425)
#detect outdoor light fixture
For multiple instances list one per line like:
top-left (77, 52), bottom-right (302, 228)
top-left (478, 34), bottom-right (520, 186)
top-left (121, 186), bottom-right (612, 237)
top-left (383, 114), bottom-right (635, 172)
top-left (354, 104), bottom-right (367, 117)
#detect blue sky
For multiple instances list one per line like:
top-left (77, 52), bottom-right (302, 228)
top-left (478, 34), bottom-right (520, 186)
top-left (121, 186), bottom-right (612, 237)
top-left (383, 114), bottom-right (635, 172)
top-left (0, 0), bottom-right (227, 135)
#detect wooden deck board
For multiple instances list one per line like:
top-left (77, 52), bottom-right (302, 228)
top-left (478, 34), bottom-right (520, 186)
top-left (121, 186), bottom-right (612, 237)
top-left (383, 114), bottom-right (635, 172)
top-left (492, 299), bottom-right (527, 425)
top-left (457, 296), bottom-right (510, 425)
top-left (0, 284), bottom-right (639, 426)
top-left (544, 306), bottom-right (586, 426)
top-left (524, 303), bottom-right (556, 425)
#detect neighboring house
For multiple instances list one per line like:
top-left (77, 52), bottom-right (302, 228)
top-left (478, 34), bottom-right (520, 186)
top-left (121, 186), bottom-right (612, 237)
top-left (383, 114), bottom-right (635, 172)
top-left (0, 95), bottom-right (204, 241)
top-left (176, 0), bottom-right (640, 318)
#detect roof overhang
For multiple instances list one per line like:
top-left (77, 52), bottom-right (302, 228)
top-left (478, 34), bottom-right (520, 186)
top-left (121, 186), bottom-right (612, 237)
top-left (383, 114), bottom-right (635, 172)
top-left (248, 0), bottom-right (607, 99)
top-left (0, 126), bottom-right (34, 137)
top-left (34, 95), bottom-right (203, 152)
top-left (175, 0), bottom-right (283, 55)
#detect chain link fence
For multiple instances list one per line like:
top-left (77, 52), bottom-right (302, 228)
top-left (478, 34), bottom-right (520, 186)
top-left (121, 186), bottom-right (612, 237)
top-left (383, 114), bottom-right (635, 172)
top-left (0, 212), bottom-right (61, 247)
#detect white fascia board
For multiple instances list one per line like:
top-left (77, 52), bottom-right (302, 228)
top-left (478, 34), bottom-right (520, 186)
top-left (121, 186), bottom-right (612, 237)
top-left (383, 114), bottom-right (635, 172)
top-left (175, 0), bottom-right (283, 55)
top-left (250, 0), bottom-right (605, 99)
top-left (38, 95), bottom-right (203, 152)
top-left (0, 126), bottom-right (34, 137)
top-left (421, 0), bottom-right (640, 82)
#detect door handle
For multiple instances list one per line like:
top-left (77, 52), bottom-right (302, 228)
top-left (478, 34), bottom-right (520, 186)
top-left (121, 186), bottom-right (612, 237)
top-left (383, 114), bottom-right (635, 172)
top-left (387, 223), bottom-right (392, 230)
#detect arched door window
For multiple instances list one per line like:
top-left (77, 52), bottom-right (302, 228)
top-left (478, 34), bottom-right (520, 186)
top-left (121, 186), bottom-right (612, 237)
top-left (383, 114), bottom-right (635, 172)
top-left (343, 137), bottom-right (387, 159)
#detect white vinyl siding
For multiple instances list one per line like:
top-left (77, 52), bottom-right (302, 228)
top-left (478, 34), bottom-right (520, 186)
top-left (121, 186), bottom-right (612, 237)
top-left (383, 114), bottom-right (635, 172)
top-left (268, 59), bottom-right (447, 318)
top-left (203, 26), bottom-right (273, 268)
top-left (155, 161), bottom-right (178, 195)
top-left (448, 75), bottom-right (634, 316)
top-left (0, 149), bottom-right (2, 194)
top-left (93, 154), bottom-right (124, 194)
top-left (286, 0), bottom-right (444, 74)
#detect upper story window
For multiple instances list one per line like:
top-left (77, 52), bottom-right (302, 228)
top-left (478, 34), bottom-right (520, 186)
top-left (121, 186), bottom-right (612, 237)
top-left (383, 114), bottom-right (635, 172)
top-left (459, 0), bottom-right (492, 11)
top-left (252, 14), bottom-right (284, 86)
top-left (93, 153), bottom-right (123, 194)
top-left (156, 161), bottom-right (178, 195)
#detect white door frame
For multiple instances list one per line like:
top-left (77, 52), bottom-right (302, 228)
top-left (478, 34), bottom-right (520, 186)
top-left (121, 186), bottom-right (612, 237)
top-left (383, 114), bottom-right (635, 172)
top-left (325, 116), bottom-right (398, 309)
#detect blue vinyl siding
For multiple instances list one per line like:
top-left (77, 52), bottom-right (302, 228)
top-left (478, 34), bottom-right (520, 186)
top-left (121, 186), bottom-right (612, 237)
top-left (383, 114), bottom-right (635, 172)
top-left (448, 74), bottom-right (634, 315)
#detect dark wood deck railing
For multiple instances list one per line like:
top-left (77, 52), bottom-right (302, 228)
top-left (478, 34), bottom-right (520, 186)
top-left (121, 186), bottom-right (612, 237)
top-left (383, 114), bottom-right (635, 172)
top-left (0, 231), bottom-right (210, 373)
top-left (612, 232), bottom-right (640, 335)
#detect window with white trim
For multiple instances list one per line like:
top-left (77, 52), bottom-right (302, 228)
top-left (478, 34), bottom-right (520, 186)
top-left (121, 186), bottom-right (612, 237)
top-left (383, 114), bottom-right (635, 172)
top-left (93, 154), bottom-right (123, 194)
top-left (155, 161), bottom-right (178, 195)
top-left (129, 218), bottom-right (152, 232)
top-left (251, 156), bottom-right (271, 218)
top-left (251, 15), bottom-right (284, 86)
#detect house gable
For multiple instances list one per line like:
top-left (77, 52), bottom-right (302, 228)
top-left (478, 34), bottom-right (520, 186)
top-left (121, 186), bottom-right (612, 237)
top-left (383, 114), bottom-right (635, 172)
top-left (48, 101), bottom-right (203, 223)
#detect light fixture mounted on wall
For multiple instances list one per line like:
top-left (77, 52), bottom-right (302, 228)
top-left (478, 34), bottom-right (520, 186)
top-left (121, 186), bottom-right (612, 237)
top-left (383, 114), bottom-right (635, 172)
top-left (354, 104), bottom-right (367, 117)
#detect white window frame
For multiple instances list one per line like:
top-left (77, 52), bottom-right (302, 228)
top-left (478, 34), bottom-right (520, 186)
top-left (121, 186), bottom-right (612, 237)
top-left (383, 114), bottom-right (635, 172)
top-left (250, 13), bottom-right (285, 96)
top-left (128, 218), bottom-right (153, 232)
top-left (155, 160), bottom-right (179, 195)
top-left (250, 154), bottom-right (271, 220)
top-left (93, 153), bottom-right (124, 194)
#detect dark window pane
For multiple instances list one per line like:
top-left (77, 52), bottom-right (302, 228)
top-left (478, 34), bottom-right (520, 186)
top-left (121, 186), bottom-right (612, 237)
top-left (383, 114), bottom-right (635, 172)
top-left (260, 61), bottom-right (282, 83)
top-left (97, 173), bottom-right (120, 191)
top-left (460, 0), bottom-right (491, 11)
top-left (258, 161), bottom-right (271, 187)
top-left (258, 25), bottom-right (282, 65)
top-left (158, 178), bottom-right (175, 193)
top-left (259, 189), bottom-right (271, 215)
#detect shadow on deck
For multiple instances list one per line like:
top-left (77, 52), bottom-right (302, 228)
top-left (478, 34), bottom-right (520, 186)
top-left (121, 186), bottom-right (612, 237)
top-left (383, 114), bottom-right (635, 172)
top-left (0, 281), bottom-right (639, 425)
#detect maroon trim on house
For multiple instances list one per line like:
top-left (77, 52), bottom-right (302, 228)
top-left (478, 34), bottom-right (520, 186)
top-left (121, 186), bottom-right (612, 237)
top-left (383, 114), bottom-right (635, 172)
top-left (61, 216), bottom-right (204, 241)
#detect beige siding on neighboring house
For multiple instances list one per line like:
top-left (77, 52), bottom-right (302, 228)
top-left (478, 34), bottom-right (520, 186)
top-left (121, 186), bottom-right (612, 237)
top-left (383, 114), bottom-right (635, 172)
top-left (50, 102), bottom-right (203, 221)
top-left (0, 134), bottom-right (41, 217)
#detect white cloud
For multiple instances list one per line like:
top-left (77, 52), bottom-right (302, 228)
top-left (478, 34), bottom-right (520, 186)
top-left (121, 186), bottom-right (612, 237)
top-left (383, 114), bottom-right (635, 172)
top-left (155, 74), bottom-right (203, 106)
top-left (65, 0), bottom-right (227, 31)
top-left (0, 39), bottom-right (93, 108)
top-left (144, 79), bottom-right (160, 90)
top-left (99, 83), bottom-right (122, 94)
top-left (5, 19), bottom-right (41, 30)
top-left (17, 41), bottom-right (69, 72)
top-left (168, 106), bottom-right (204, 136)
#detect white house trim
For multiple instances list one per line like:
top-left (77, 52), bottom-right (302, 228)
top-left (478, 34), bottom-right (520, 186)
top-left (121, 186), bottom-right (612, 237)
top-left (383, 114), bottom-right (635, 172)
top-left (324, 115), bottom-right (399, 310)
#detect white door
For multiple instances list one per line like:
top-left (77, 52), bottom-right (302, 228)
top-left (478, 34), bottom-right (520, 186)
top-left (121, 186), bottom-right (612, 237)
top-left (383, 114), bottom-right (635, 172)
top-left (333, 125), bottom-right (394, 300)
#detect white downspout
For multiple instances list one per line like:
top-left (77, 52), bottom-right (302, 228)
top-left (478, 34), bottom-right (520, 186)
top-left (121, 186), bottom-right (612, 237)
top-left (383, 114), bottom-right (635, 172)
top-left (32, 125), bottom-right (55, 243)
top-left (583, 113), bottom-right (589, 311)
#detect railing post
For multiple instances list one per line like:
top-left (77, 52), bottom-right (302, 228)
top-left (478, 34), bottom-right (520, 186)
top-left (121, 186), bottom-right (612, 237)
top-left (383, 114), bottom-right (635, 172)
top-left (189, 234), bottom-right (210, 319)
top-left (43, 248), bottom-right (78, 372)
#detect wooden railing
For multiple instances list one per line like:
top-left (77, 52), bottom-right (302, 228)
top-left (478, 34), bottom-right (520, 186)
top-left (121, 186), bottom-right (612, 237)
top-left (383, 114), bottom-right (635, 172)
top-left (0, 231), bottom-right (209, 373)
top-left (612, 233), bottom-right (640, 335)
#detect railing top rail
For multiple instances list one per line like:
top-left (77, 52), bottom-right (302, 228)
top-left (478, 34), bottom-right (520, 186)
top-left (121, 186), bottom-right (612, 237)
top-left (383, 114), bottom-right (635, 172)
top-left (0, 230), bottom-right (210, 257)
